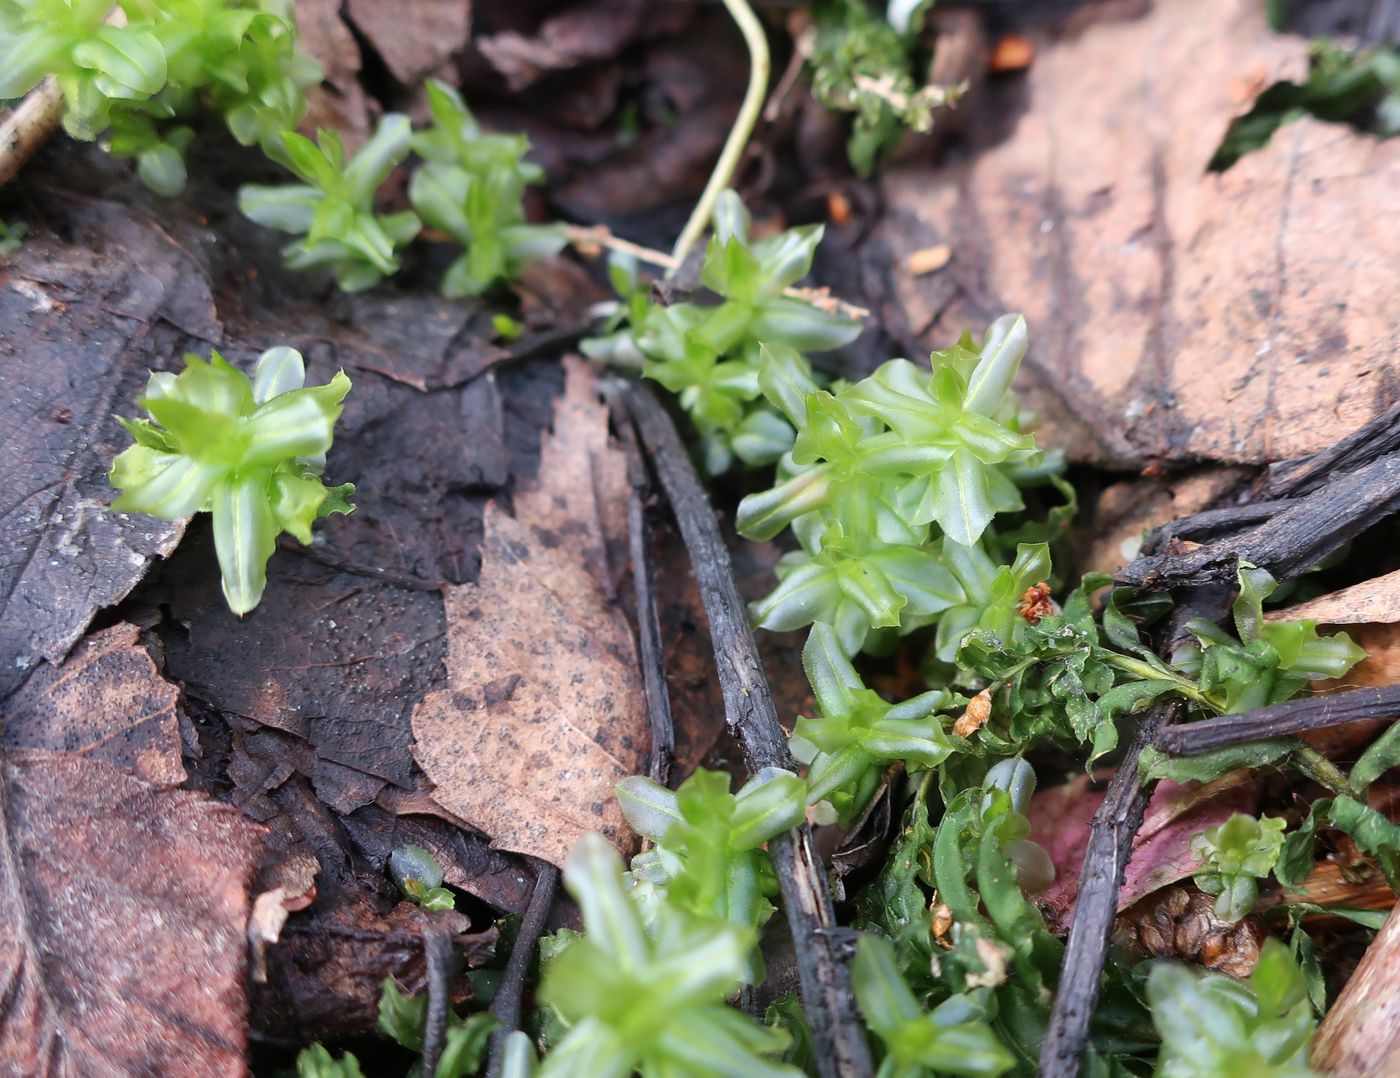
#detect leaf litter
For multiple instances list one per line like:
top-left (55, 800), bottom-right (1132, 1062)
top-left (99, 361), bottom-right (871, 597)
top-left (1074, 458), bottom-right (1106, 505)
top-left (1, 0), bottom-right (1399, 1071)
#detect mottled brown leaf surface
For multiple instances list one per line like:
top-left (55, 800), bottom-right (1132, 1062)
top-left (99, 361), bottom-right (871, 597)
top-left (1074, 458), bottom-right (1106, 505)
top-left (869, 0), bottom-right (1400, 467)
top-left (0, 753), bottom-right (263, 1075)
top-left (1, 622), bottom-right (184, 785)
top-left (0, 194), bottom-right (218, 697)
top-left (413, 357), bottom-right (646, 865)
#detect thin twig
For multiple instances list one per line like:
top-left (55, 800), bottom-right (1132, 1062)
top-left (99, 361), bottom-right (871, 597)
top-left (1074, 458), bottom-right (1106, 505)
top-left (668, 0), bottom-right (771, 274)
top-left (0, 78), bottom-right (65, 187)
top-left (565, 223), bottom-right (872, 321)
top-left (1155, 685), bottom-right (1400, 756)
top-left (1039, 699), bottom-right (1183, 1077)
top-left (1118, 452), bottom-right (1400, 590)
top-left (1266, 399), bottom-right (1400, 498)
top-left (420, 929), bottom-right (460, 1078)
top-left (1138, 501), bottom-right (1289, 557)
top-left (486, 861), bottom-right (561, 1078)
top-left (621, 381), bottom-right (874, 1078)
top-left (616, 414), bottom-right (676, 787)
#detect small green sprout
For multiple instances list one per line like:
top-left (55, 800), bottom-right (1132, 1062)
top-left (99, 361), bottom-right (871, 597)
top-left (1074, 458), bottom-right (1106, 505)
top-left (790, 623), bottom-right (956, 823)
top-left (851, 934), bottom-right (1013, 1078)
top-left (109, 346), bottom-right (353, 615)
top-left (379, 979), bottom-right (499, 1078)
top-left (1148, 938), bottom-right (1318, 1077)
top-left (1190, 813), bottom-right (1286, 923)
top-left (617, 766), bottom-right (805, 942)
top-left (1182, 563), bottom-right (1367, 713)
top-left (238, 116), bottom-right (422, 292)
top-left (389, 844), bottom-right (456, 912)
top-left (408, 79), bottom-right (566, 298)
top-left (0, 0), bottom-right (320, 194)
top-left (538, 833), bottom-right (799, 1077)
top-left (296, 1044), bottom-right (365, 1077)
top-left (492, 313), bottom-right (525, 341)
top-left (583, 190), bottom-right (862, 474)
top-left (739, 314), bottom-right (1058, 657)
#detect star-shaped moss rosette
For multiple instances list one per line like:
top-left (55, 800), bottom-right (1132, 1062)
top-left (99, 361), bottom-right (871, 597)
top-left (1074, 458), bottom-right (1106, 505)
top-left (408, 79), bottom-right (567, 298)
top-left (791, 622), bottom-right (957, 823)
top-left (538, 833), bottom-right (799, 1078)
top-left (0, 0), bottom-right (320, 196)
top-left (582, 190), bottom-right (862, 474)
top-left (109, 347), bottom-right (353, 615)
top-left (239, 115), bottom-right (421, 292)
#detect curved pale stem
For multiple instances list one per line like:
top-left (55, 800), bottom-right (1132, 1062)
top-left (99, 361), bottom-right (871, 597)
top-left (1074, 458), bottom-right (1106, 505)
top-left (666, 0), bottom-right (770, 276)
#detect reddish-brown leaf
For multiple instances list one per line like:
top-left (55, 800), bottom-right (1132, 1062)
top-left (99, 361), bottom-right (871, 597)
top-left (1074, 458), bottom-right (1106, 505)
top-left (345, 0), bottom-right (471, 86)
top-left (1030, 770), bottom-right (1257, 934)
top-left (0, 753), bottom-right (264, 1075)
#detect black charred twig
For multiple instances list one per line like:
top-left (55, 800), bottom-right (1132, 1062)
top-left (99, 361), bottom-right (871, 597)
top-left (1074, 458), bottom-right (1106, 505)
top-left (616, 412), bottom-right (676, 787)
top-left (420, 929), bottom-right (461, 1078)
top-left (1139, 501), bottom-right (1288, 557)
top-left (486, 861), bottom-right (560, 1078)
top-left (1156, 685), bottom-right (1400, 756)
top-left (1039, 699), bottom-right (1183, 1077)
top-left (622, 382), bottom-right (874, 1078)
top-left (1118, 452), bottom-right (1400, 590)
top-left (1266, 399), bottom-right (1400, 499)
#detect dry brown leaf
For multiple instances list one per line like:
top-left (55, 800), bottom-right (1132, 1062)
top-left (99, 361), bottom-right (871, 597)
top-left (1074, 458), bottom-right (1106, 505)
top-left (0, 753), bottom-right (264, 1074)
top-left (874, 0), bottom-right (1400, 467)
top-left (1312, 902), bottom-right (1400, 1075)
top-left (1, 623), bottom-right (184, 785)
top-left (255, 885), bottom-right (496, 1045)
top-left (1269, 569), bottom-right (1400, 625)
top-left (1076, 468), bottom-right (1249, 575)
top-left (477, 0), bottom-right (650, 92)
top-left (295, 0), bottom-right (373, 147)
top-left (412, 358), bottom-right (646, 865)
top-left (345, 0), bottom-right (471, 86)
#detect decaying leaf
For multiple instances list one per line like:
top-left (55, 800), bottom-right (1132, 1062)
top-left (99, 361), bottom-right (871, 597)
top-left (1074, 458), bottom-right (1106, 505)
top-left (0, 198), bottom-right (218, 698)
top-left (345, 0), bottom-right (471, 86)
top-left (0, 753), bottom-right (264, 1074)
top-left (1, 622), bottom-right (184, 785)
top-left (254, 881), bottom-right (497, 1044)
top-left (294, 0), bottom-right (374, 148)
top-left (476, 0), bottom-right (656, 92)
top-left (871, 0), bottom-right (1400, 467)
top-left (412, 357), bottom-right (647, 865)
